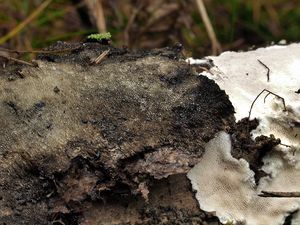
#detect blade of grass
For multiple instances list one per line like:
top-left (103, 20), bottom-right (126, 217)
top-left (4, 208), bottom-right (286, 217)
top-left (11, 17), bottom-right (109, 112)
top-left (84, 0), bottom-right (106, 32)
top-left (0, 0), bottom-right (53, 45)
top-left (195, 0), bottom-right (222, 55)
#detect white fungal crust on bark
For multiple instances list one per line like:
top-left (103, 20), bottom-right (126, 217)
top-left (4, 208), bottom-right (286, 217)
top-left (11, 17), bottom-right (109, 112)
top-left (187, 43), bottom-right (300, 225)
top-left (188, 43), bottom-right (300, 150)
top-left (188, 131), bottom-right (300, 225)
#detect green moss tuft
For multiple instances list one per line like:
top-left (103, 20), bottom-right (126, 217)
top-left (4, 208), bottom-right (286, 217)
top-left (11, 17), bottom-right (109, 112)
top-left (87, 32), bottom-right (112, 41)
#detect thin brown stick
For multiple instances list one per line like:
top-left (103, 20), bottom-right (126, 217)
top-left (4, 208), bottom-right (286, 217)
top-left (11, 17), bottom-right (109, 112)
top-left (195, 0), bottom-right (222, 55)
top-left (0, 52), bottom-right (37, 67)
top-left (279, 143), bottom-right (292, 148)
top-left (258, 59), bottom-right (270, 82)
top-left (0, 47), bottom-right (81, 55)
top-left (90, 49), bottom-right (110, 64)
top-left (0, 0), bottom-right (53, 45)
top-left (259, 191), bottom-right (300, 198)
top-left (248, 89), bottom-right (286, 120)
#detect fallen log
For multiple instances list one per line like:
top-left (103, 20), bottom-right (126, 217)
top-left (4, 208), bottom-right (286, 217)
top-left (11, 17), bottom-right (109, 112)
top-left (0, 42), bottom-right (235, 224)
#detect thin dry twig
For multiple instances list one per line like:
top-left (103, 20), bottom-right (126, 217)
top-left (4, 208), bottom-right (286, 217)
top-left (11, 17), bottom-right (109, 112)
top-left (248, 89), bottom-right (287, 120)
top-left (279, 143), bottom-right (292, 148)
top-left (0, 46), bottom-right (81, 55)
top-left (0, 51), bottom-right (37, 67)
top-left (0, 0), bottom-right (53, 45)
top-left (195, 0), bottom-right (222, 55)
top-left (90, 49), bottom-right (110, 64)
top-left (0, 46), bottom-right (81, 68)
top-left (258, 59), bottom-right (270, 82)
top-left (259, 191), bottom-right (300, 198)
top-left (263, 92), bottom-right (271, 103)
top-left (6, 57), bottom-right (37, 67)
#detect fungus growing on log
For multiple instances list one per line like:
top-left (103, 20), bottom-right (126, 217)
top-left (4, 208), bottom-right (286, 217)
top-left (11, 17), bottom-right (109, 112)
top-left (187, 43), bottom-right (300, 225)
top-left (188, 131), bottom-right (300, 225)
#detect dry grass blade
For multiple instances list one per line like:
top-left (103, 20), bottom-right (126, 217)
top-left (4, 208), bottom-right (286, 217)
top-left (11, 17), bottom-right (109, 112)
top-left (85, 0), bottom-right (106, 32)
top-left (195, 0), bottom-right (222, 55)
top-left (0, 0), bottom-right (53, 45)
top-left (259, 191), bottom-right (300, 198)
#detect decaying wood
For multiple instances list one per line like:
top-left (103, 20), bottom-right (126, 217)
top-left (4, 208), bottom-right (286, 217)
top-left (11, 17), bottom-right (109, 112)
top-left (0, 42), bottom-right (235, 224)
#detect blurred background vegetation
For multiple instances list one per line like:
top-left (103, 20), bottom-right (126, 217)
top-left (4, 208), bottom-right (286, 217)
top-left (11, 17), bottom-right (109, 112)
top-left (0, 0), bottom-right (299, 58)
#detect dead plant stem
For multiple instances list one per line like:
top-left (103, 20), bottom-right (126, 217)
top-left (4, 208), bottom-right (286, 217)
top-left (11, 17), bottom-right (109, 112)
top-left (195, 0), bottom-right (222, 55)
top-left (0, 0), bottom-right (53, 45)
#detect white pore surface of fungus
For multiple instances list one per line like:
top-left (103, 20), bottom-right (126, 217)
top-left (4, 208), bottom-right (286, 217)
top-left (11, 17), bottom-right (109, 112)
top-left (292, 211), bottom-right (300, 225)
top-left (187, 44), bottom-right (300, 225)
top-left (188, 132), bottom-right (300, 225)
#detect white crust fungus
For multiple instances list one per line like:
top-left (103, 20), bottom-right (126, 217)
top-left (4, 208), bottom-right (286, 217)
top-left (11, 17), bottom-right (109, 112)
top-left (187, 44), bottom-right (300, 225)
top-left (188, 132), bottom-right (300, 225)
top-left (198, 44), bottom-right (300, 149)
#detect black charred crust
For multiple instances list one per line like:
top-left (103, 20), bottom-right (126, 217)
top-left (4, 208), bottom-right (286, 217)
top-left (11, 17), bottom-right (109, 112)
top-left (283, 210), bottom-right (299, 225)
top-left (192, 76), bottom-right (235, 117)
top-left (171, 75), bottom-right (235, 150)
top-left (36, 42), bottom-right (185, 65)
top-left (3, 100), bottom-right (46, 122)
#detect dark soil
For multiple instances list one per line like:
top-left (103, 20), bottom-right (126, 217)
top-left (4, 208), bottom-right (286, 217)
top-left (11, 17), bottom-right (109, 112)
top-left (230, 118), bottom-right (281, 184)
